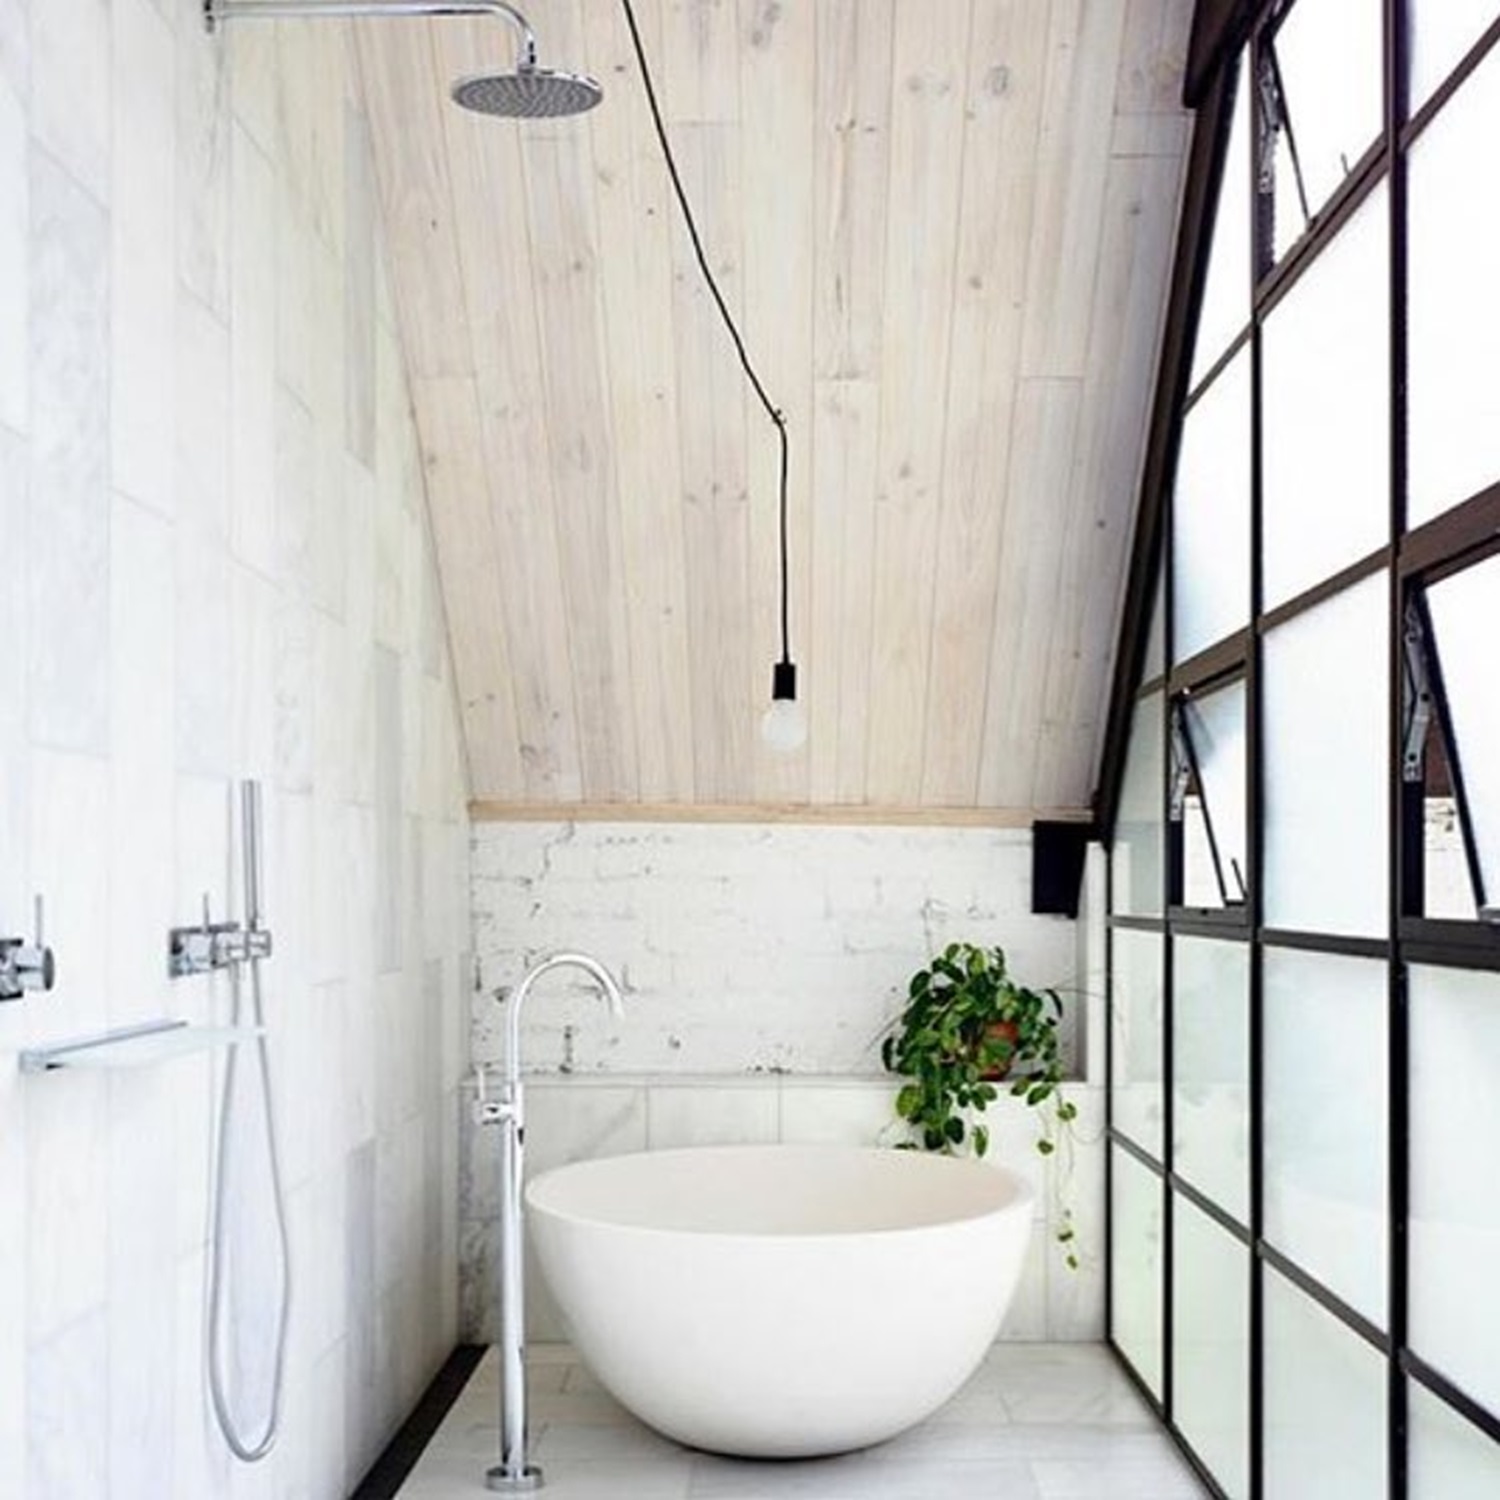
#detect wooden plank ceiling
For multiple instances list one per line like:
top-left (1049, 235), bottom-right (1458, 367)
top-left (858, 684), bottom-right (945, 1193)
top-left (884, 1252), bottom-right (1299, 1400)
top-left (353, 0), bottom-right (1192, 815)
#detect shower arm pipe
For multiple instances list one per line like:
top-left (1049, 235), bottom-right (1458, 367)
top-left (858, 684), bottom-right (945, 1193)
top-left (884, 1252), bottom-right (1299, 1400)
top-left (204, 0), bottom-right (538, 67)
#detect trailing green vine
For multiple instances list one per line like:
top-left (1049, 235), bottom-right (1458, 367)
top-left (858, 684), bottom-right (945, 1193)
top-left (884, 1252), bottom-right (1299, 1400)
top-left (881, 941), bottom-right (1080, 1268)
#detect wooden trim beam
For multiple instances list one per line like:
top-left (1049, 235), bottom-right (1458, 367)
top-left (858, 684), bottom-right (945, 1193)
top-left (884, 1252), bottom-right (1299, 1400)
top-left (468, 801), bottom-right (1094, 829)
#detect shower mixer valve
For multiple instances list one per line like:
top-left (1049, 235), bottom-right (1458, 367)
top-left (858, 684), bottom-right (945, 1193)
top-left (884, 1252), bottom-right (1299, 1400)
top-left (169, 893), bottom-right (274, 979)
top-left (0, 895), bottom-right (57, 1003)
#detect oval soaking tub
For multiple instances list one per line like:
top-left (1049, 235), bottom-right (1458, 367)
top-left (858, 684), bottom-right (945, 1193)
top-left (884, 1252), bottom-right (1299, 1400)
top-left (525, 1143), bottom-right (1033, 1458)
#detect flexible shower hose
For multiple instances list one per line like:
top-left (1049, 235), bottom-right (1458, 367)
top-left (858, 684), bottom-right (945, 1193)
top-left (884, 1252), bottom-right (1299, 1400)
top-left (207, 930), bottom-right (292, 1461)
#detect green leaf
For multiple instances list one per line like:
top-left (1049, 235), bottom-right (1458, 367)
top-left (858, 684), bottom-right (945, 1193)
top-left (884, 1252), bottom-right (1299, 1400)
top-left (973, 1125), bottom-right (990, 1158)
top-left (1056, 1100), bottom-right (1078, 1123)
top-left (1036, 1138), bottom-right (1055, 1155)
top-left (880, 1036), bottom-right (895, 1072)
top-left (895, 1084), bottom-right (922, 1119)
top-left (944, 1115), bottom-right (965, 1145)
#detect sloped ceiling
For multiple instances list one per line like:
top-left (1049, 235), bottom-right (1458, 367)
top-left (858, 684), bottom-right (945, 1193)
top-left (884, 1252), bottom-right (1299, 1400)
top-left (354, 0), bottom-right (1192, 815)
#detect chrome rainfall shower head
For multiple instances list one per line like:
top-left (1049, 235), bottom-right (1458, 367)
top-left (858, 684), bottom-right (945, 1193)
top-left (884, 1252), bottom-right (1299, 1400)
top-left (451, 65), bottom-right (604, 119)
top-left (203, 2), bottom-right (605, 119)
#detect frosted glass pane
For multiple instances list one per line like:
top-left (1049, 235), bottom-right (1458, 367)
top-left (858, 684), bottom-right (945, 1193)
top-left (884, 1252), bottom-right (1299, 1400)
top-left (1262, 187), bottom-right (1389, 607)
top-left (1173, 1197), bottom-right (1250, 1500)
top-left (1111, 929), bottom-right (1164, 1159)
top-left (1180, 681), bottom-right (1248, 908)
top-left (1113, 694), bottom-right (1163, 918)
top-left (1144, 574), bottom-right (1165, 681)
top-left (1410, 964), bottom-right (1500, 1417)
top-left (1191, 64), bottom-right (1251, 386)
top-left (1110, 1147), bottom-right (1163, 1395)
top-left (1264, 1270), bottom-right (1388, 1500)
top-left (1173, 352), bottom-right (1251, 660)
top-left (1411, 2), bottom-right (1500, 111)
top-left (1267, 0), bottom-right (1383, 259)
top-left (1263, 577), bottom-right (1388, 936)
top-left (1428, 556), bottom-right (1500, 911)
top-left (1173, 938), bottom-right (1250, 1223)
top-left (1409, 46), bottom-right (1500, 525)
top-left (1264, 949), bottom-right (1388, 1325)
top-left (1410, 1381), bottom-right (1500, 1499)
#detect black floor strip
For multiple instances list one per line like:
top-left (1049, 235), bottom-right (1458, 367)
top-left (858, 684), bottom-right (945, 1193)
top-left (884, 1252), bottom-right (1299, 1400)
top-left (349, 1343), bottom-right (487, 1500)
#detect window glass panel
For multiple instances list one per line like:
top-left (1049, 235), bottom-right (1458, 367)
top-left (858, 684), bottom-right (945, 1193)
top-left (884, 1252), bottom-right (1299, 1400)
top-left (1419, 712), bottom-right (1474, 920)
top-left (1173, 938), bottom-right (1250, 1223)
top-left (1178, 680), bottom-right (1248, 909)
top-left (1261, 186), bottom-right (1389, 608)
top-left (1264, 1269), bottom-right (1388, 1500)
top-left (1410, 1381), bottom-right (1500, 1498)
top-left (1410, 964), bottom-right (1500, 1418)
top-left (1144, 573), bottom-right (1165, 682)
top-left (1173, 1196), bottom-right (1251, 1499)
top-left (1191, 61), bottom-right (1251, 386)
top-left (1411, 2), bottom-right (1500, 112)
top-left (1409, 45), bottom-right (1500, 525)
top-left (1264, 949), bottom-right (1388, 1327)
top-left (1263, 577), bottom-right (1388, 936)
top-left (1110, 1147), bottom-right (1164, 1395)
top-left (1111, 929), bottom-right (1164, 1160)
top-left (1173, 352), bottom-right (1251, 661)
top-left (1264, 0), bottom-right (1384, 260)
top-left (1113, 693), bottom-right (1164, 918)
top-left (1426, 556), bottom-right (1500, 913)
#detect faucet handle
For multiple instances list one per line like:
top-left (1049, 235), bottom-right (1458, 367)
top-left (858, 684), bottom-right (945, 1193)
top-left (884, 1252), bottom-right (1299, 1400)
top-left (1, 894), bottom-right (58, 1002)
top-left (472, 1065), bottom-right (508, 1126)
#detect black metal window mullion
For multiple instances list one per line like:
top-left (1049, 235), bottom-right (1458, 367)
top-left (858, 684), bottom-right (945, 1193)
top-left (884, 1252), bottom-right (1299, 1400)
top-left (1386, 3), bottom-right (1409, 1493)
top-left (1245, 121), bottom-right (1267, 1494)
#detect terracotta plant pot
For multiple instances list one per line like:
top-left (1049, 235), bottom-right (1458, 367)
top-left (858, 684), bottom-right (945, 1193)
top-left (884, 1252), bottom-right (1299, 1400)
top-left (979, 1020), bottom-right (1019, 1081)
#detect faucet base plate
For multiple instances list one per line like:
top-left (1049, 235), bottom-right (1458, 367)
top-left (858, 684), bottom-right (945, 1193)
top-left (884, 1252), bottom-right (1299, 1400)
top-left (486, 1463), bottom-right (544, 1492)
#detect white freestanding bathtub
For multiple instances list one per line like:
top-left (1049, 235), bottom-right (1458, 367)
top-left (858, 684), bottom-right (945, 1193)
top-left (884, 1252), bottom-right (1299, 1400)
top-left (525, 1143), bottom-right (1034, 1458)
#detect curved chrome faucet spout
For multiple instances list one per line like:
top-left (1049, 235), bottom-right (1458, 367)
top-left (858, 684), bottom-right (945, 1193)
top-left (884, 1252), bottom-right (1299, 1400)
top-left (504, 951), bottom-right (625, 1091)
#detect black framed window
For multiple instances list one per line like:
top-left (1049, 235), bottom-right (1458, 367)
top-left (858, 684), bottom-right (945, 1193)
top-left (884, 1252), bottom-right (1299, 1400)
top-left (1257, 0), bottom-right (1384, 265)
top-left (1101, 4), bottom-right (1500, 1496)
top-left (1417, 554), bottom-right (1500, 921)
top-left (1172, 677), bottom-right (1248, 912)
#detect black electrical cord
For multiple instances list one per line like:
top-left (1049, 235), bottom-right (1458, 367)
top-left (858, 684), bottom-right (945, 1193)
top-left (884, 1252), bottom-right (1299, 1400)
top-left (617, 0), bottom-right (793, 672)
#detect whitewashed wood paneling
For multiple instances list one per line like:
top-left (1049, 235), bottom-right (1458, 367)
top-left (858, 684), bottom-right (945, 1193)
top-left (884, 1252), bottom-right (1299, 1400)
top-left (354, 0), bottom-right (1193, 815)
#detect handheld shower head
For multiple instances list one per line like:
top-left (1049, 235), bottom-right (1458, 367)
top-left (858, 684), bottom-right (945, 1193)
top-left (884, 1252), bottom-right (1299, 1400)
top-left (451, 66), bottom-right (603, 119)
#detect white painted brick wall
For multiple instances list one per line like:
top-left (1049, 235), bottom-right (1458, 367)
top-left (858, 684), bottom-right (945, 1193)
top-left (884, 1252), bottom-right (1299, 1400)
top-left (472, 821), bottom-right (1085, 1077)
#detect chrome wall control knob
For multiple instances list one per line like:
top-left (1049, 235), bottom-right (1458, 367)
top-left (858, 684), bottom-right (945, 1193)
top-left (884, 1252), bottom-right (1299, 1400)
top-left (1, 896), bottom-right (57, 1002)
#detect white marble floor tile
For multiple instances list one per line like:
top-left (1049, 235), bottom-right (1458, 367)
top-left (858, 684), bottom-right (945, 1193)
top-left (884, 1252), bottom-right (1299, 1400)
top-left (395, 1344), bottom-right (1209, 1500)
top-left (688, 1454), bottom-right (1042, 1500)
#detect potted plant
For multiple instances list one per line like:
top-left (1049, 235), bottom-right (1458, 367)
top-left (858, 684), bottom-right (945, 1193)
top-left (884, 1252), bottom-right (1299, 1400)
top-left (880, 941), bottom-right (1079, 1267)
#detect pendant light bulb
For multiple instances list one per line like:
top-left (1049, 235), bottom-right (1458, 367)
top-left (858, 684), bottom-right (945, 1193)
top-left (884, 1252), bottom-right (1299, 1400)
top-left (761, 660), bottom-right (807, 754)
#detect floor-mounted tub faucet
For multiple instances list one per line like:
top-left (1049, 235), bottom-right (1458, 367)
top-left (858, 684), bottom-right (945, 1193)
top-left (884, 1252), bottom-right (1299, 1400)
top-left (480, 953), bottom-right (625, 1493)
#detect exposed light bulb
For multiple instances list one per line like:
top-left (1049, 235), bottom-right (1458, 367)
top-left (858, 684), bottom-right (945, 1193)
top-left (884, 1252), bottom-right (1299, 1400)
top-left (760, 660), bottom-right (807, 754)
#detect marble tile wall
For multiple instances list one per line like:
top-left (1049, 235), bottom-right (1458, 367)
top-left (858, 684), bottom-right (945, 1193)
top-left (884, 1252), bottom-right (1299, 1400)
top-left (0, 1), bottom-right (471, 1495)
